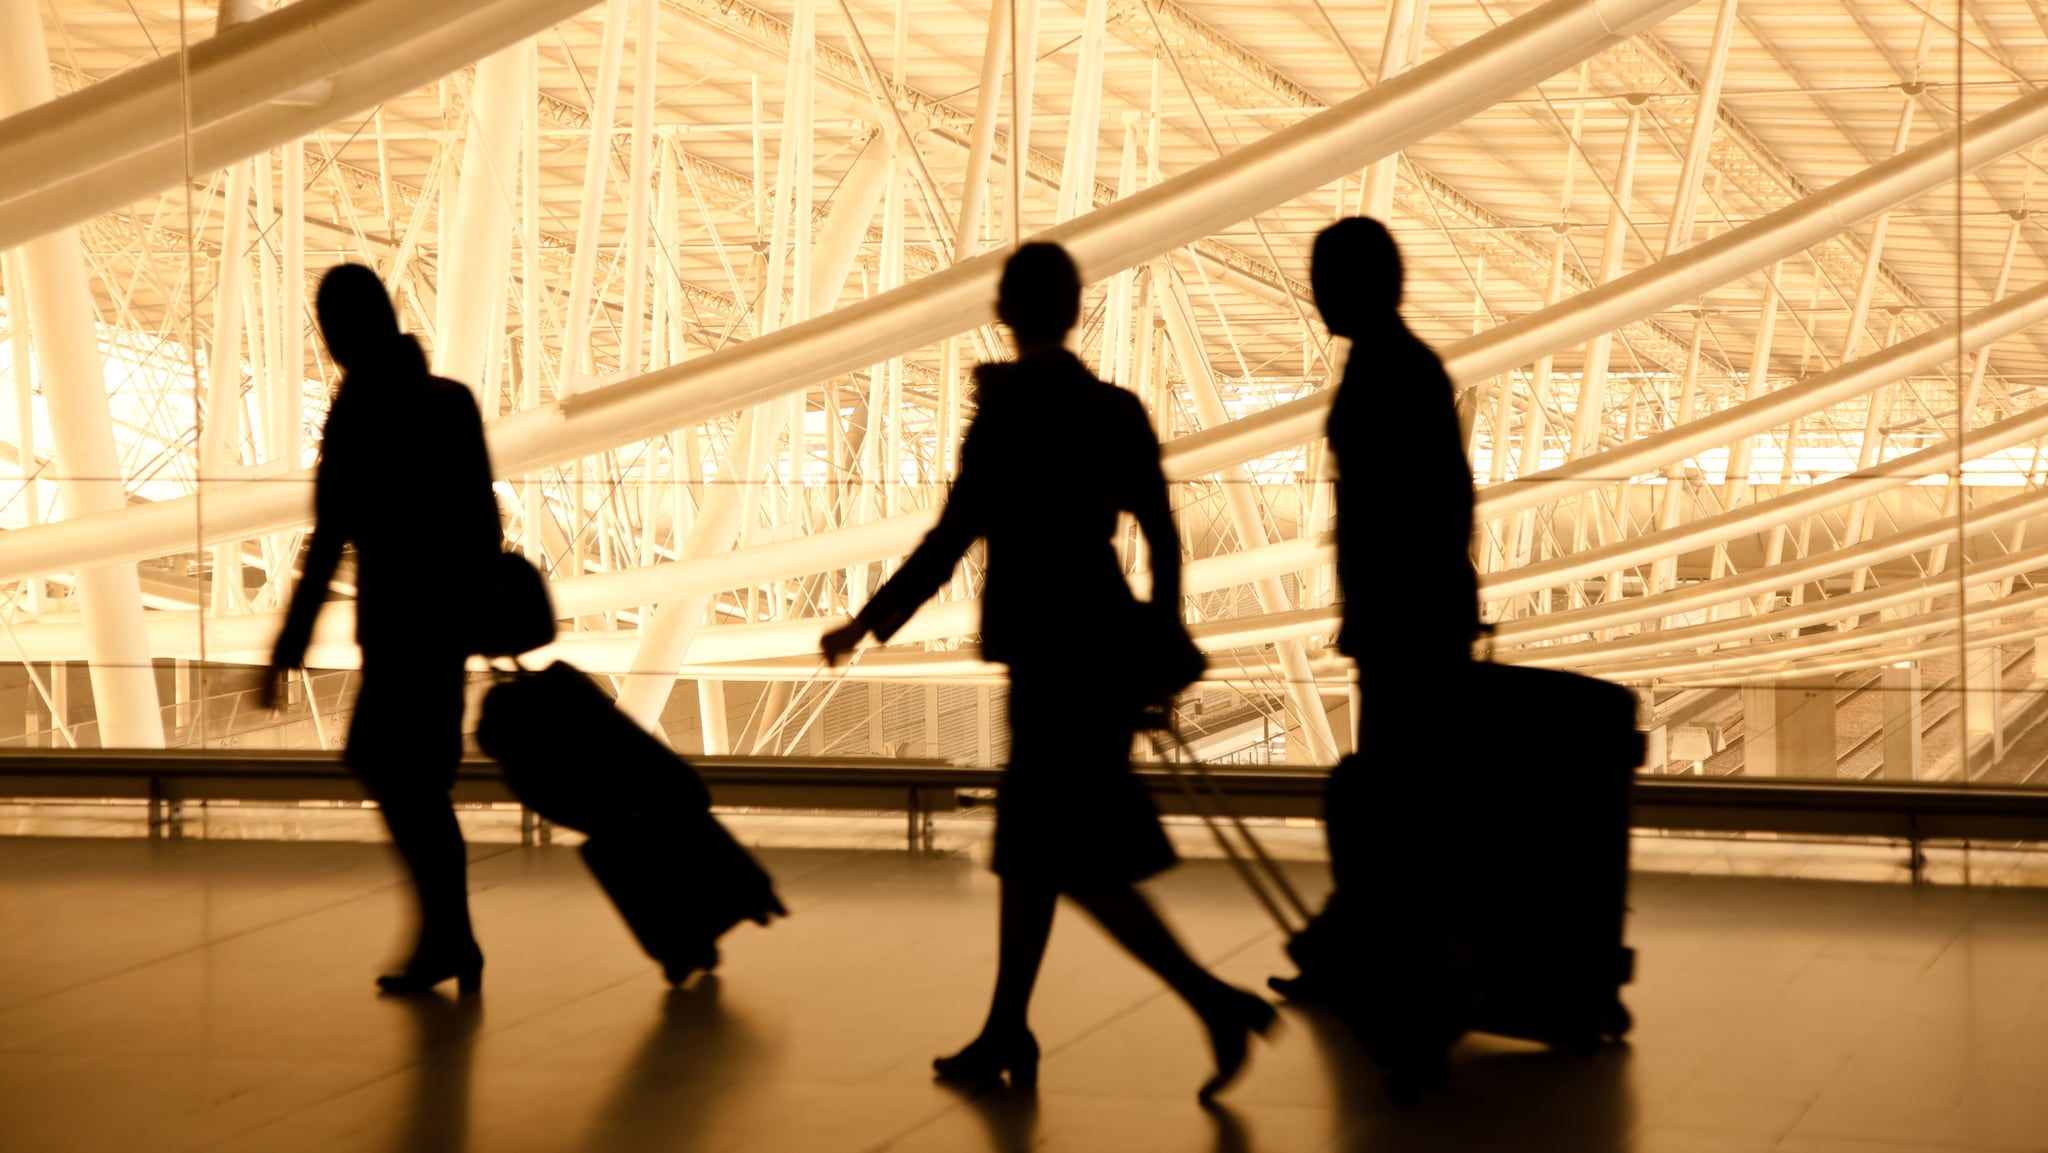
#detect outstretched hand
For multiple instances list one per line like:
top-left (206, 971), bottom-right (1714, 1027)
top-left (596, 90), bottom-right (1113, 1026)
top-left (820, 621), bottom-right (867, 668)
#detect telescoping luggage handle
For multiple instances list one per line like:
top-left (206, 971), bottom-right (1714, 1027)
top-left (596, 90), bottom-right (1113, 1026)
top-left (1144, 721), bottom-right (1314, 941)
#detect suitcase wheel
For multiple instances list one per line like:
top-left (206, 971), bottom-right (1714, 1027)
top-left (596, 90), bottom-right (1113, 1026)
top-left (1383, 1056), bottom-right (1449, 1107)
top-left (752, 892), bottom-right (789, 926)
top-left (663, 944), bottom-right (720, 987)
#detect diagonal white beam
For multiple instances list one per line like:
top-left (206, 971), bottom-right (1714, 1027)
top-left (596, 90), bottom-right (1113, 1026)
top-left (1479, 400), bottom-right (2048, 603)
top-left (0, 0), bottom-right (1696, 582)
top-left (1164, 83), bottom-right (2048, 480)
top-left (1476, 277), bottom-right (2048, 521)
top-left (0, 0), bottom-right (602, 252)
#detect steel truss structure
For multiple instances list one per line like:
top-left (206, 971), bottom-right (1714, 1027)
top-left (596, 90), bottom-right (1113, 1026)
top-left (4, 0), bottom-right (2047, 771)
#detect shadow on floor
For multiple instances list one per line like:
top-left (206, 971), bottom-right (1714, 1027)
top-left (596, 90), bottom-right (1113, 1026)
top-left (1295, 1004), bottom-right (1638, 1153)
top-left (582, 976), bottom-right (762, 1147)
top-left (383, 993), bottom-right (484, 1153)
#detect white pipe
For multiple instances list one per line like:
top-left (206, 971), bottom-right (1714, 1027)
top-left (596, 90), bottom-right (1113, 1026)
top-left (0, 7), bottom-right (163, 747)
top-left (0, 0), bottom-right (606, 252)
top-left (1662, 0), bottom-right (1736, 255)
top-left (562, 0), bottom-right (630, 393)
top-left (1161, 275), bottom-right (1338, 762)
top-left (1006, 0), bottom-right (1041, 245)
top-left (621, 0), bottom-right (660, 376)
top-left (1481, 398), bottom-right (2048, 602)
top-left (0, 0), bottom-right (1702, 579)
top-left (1166, 83), bottom-right (2048, 480)
top-left (1569, 98), bottom-right (1641, 459)
top-left (1517, 542), bottom-right (2048, 668)
top-left (434, 45), bottom-right (528, 391)
top-left (807, 134), bottom-right (893, 311)
top-left (954, 0), bottom-right (1010, 254)
top-left (1496, 483), bottom-right (2048, 649)
top-left (1477, 276), bottom-right (2048, 522)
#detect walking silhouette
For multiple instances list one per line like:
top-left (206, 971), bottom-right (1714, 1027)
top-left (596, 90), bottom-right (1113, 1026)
top-left (821, 242), bottom-right (1274, 1101)
top-left (265, 263), bottom-right (503, 996)
top-left (1269, 218), bottom-right (1480, 1011)
top-left (1316, 216), bottom-right (1479, 670)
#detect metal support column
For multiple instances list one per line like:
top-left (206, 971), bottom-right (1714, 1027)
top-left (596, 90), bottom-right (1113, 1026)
top-left (0, 6), bottom-right (163, 747)
top-left (1569, 95), bottom-right (1644, 460)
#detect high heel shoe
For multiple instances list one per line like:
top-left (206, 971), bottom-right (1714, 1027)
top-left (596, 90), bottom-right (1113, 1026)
top-left (1196, 989), bottom-right (1278, 1102)
top-left (932, 1030), bottom-right (1040, 1090)
top-left (376, 943), bottom-right (483, 996)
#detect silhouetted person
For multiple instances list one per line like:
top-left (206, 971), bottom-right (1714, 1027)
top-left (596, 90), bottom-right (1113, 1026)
top-left (1318, 217), bottom-right (1478, 671)
top-left (264, 263), bottom-right (502, 995)
top-left (821, 242), bottom-right (1274, 1101)
top-left (1270, 218), bottom-right (1479, 1023)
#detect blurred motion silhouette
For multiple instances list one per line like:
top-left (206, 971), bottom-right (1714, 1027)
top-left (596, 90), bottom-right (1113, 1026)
top-left (266, 263), bottom-right (503, 996)
top-left (821, 242), bottom-right (1274, 1101)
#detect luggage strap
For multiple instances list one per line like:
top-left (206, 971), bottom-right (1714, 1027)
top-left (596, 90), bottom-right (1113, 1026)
top-left (1145, 719), bottom-right (1314, 938)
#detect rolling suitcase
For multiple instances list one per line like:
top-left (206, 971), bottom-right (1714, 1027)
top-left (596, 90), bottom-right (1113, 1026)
top-left (477, 661), bottom-right (787, 984)
top-left (1153, 659), bottom-right (1641, 1103)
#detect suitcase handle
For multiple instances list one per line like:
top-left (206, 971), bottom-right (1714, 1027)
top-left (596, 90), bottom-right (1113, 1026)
top-left (1145, 720), bottom-right (1315, 937)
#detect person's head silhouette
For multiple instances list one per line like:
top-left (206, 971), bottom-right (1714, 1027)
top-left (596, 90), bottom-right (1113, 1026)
top-left (996, 242), bottom-right (1081, 350)
top-left (1311, 217), bottom-right (1402, 339)
top-left (315, 263), bottom-right (403, 373)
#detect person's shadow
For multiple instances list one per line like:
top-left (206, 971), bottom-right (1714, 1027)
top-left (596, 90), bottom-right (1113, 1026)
top-left (1296, 1005), bottom-right (1637, 1153)
top-left (936, 1080), bottom-right (1255, 1153)
top-left (382, 994), bottom-right (484, 1153)
top-left (584, 976), bottom-right (760, 1148)
top-left (938, 1082), bottom-right (1042, 1153)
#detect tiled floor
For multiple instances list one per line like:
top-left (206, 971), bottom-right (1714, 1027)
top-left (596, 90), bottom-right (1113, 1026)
top-left (4, 831), bottom-right (2048, 1152)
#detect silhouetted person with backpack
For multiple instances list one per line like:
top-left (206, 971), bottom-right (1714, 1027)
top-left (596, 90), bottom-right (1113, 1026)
top-left (821, 243), bottom-right (1274, 1100)
top-left (263, 263), bottom-right (502, 995)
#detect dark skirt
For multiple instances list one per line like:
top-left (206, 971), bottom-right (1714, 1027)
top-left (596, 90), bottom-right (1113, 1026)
top-left (991, 675), bottom-right (1176, 889)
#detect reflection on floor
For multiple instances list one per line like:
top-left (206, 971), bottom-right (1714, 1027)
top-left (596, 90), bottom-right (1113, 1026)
top-left (4, 834), bottom-right (2048, 1152)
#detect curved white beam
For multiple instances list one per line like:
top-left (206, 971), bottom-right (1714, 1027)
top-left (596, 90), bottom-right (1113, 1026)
top-left (1163, 84), bottom-right (2048, 481)
top-left (1480, 400), bottom-right (2048, 602)
top-left (1491, 484), bottom-right (2048, 646)
top-left (1475, 276), bottom-right (2048, 520)
top-left (1575, 586), bottom-right (2048, 683)
top-left (0, 0), bottom-right (1693, 581)
top-left (1510, 543), bottom-right (2048, 668)
top-left (0, 0), bottom-right (603, 251)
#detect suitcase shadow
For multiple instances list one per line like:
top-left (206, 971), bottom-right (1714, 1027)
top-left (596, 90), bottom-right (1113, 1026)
top-left (381, 994), bottom-right (484, 1153)
top-left (583, 976), bottom-right (763, 1148)
top-left (1295, 1005), bottom-right (1636, 1153)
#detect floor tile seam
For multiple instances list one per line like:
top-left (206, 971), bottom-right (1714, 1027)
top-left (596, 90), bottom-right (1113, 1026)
top-left (0, 860), bottom-right (488, 1013)
top-left (849, 1087), bottom-right (1015, 1153)
top-left (181, 1060), bottom-right (423, 1153)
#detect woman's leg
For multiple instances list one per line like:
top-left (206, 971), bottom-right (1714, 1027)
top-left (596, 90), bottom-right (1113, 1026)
top-left (979, 878), bottom-right (1058, 1038)
top-left (1068, 884), bottom-right (1274, 1099)
top-left (350, 657), bottom-right (479, 982)
top-left (934, 878), bottom-right (1056, 1085)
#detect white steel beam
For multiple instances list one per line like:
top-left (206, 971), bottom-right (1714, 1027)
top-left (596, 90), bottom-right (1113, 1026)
top-left (0, 0), bottom-right (1703, 581)
top-left (0, 8), bottom-right (163, 746)
top-left (1167, 83), bottom-right (2048, 479)
top-left (435, 45), bottom-right (529, 390)
top-left (0, 0), bottom-right (604, 252)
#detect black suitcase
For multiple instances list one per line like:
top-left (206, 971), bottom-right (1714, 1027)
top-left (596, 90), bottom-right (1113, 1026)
top-left (1287, 661), bottom-right (1641, 1099)
top-left (1155, 660), bottom-right (1641, 1103)
top-left (478, 661), bottom-right (787, 984)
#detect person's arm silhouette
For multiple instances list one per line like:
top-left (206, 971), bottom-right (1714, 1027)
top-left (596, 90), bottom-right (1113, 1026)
top-left (262, 399), bottom-right (354, 709)
top-left (822, 402), bottom-right (994, 666)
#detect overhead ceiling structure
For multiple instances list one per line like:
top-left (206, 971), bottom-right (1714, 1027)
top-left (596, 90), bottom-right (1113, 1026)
top-left (4, 0), bottom-right (2047, 758)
